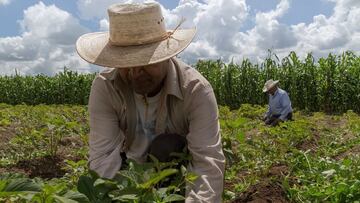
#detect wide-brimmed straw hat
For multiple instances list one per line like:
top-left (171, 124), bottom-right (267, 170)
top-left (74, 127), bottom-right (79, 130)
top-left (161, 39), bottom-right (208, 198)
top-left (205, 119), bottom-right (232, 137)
top-left (76, 3), bottom-right (196, 68)
top-left (263, 79), bottom-right (279, 92)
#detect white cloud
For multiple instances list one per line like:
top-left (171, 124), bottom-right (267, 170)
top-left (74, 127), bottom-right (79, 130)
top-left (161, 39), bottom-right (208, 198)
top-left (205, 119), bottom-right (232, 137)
top-left (176, 0), bottom-right (360, 64)
top-left (167, 0), bottom-right (250, 63)
top-left (194, 0), bottom-right (248, 50)
top-left (163, 0), bottom-right (203, 28)
top-left (77, 0), bottom-right (158, 30)
top-left (157, 0), bottom-right (297, 63)
top-left (77, 0), bottom-right (158, 20)
top-left (179, 0), bottom-right (360, 64)
top-left (0, 1), bottom-right (97, 75)
top-left (77, 0), bottom-right (122, 20)
top-left (229, 0), bottom-right (296, 62)
top-left (168, 0), bottom-right (295, 63)
top-left (287, 0), bottom-right (360, 59)
top-left (181, 40), bottom-right (218, 61)
top-left (3, 0), bottom-right (360, 75)
top-left (0, 0), bottom-right (11, 6)
top-left (99, 18), bottom-right (109, 31)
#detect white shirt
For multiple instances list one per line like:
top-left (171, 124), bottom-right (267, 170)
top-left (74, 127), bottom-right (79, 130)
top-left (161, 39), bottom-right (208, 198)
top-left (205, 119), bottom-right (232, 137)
top-left (126, 90), bottom-right (162, 163)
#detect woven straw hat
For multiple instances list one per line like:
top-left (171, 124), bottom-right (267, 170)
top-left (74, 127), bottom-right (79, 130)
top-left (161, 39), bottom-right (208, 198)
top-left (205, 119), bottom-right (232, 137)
top-left (263, 79), bottom-right (279, 92)
top-left (76, 3), bottom-right (196, 68)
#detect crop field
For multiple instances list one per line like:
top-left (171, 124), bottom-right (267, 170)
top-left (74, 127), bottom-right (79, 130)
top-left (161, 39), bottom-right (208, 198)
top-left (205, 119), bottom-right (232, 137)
top-left (0, 53), bottom-right (359, 202)
top-left (1, 52), bottom-right (359, 114)
top-left (0, 104), bottom-right (359, 202)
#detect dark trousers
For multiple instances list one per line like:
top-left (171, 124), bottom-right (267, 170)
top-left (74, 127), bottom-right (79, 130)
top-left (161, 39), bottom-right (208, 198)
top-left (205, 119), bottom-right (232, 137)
top-left (265, 112), bottom-right (293, 126)
top-left (120, 133), bottom-right (187, 168)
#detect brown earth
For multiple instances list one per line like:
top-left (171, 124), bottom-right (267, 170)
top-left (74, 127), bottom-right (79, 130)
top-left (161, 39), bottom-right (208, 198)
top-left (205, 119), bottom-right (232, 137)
top-left (0, 126), bottom-right (17, 150)
top-left (315, 116), bottom-right (360, 160)
top-left (296, 115), bottom-right (350, 153)
top-left (230, 164), bottom-right (290, 203)
top-left (15, 155), bottom-right (66, 179)
top-left (1, 150), bottom-right (85, 179)
top-left (224, 170), bottom-right (251, 191)
top-left (267, 164), bottom-right (289, 178)
top-left (232, 180), bottom-right (288, 203)
top-left (0, 167), bottom-right (28, 176)
top-left (296, 128), bottom-right (319, 153)
top-left (0, 134), bottom-right (85, 179)
top-left (334, 145), bottom-right (360, 160)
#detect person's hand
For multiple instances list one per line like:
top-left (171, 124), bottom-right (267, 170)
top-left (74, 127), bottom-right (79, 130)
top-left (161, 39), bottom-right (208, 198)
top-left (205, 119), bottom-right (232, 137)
top-left (262, 115), bottom-right (268, 121)
top-left (271, 118), bottom-right (282, 126)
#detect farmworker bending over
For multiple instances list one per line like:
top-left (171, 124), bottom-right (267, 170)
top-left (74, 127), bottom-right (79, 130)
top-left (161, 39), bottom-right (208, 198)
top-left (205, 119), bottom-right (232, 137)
top-left (262, 79), bottom-right (293, 126)
top-left (75, 2), bottom-right (225, 202)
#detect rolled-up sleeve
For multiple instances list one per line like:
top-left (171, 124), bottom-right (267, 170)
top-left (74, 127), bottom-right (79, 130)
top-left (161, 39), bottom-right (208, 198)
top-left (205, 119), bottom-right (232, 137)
top-left (185, 84), bottom-right (225, 203)
top-left (88, 76), bottom-right (124, 178)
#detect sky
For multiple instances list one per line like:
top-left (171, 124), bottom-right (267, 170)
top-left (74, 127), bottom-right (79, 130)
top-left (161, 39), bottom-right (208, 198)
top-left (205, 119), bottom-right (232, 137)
top-left (0, 0), bottom-right (359, 75)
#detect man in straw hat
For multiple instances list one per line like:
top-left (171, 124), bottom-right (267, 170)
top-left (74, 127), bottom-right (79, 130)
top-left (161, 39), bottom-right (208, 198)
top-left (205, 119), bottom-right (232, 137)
top-left (262, 79), bottom-right (293, 126)
top-left (76, 2), bottom-right (225, 202)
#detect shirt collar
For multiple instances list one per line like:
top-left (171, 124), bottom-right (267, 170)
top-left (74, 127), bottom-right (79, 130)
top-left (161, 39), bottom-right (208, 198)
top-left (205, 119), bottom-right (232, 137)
top-left (101, 67), bottom-right (118, 81)
top-left (100, 58), bottom-right (184, 101)
top-left (271, 88), bottom-right (279, 97)
top-left (164, 58), bottom-right (183, 100)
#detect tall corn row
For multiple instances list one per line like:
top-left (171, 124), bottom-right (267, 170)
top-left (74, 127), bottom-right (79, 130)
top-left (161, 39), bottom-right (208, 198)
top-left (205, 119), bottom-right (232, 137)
top-left (0, 68), bottom-right (95, 105)
top-left (0, 52), bottom-right (359, 113)
top-left (196, 51), bottom-right (360, 113)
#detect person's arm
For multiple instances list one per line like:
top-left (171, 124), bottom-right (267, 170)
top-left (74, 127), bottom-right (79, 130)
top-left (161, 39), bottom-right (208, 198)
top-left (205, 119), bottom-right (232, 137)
top-left (88, 76), bottom-right (125, 178)
top-left (263, 95), bottom-right (272, 121)
top-left (185, 83), bottom-right (225, 203)
top-left (264, 102), bottom-right (272, 119)
top-left (279, 92), bottom-right (292, 121)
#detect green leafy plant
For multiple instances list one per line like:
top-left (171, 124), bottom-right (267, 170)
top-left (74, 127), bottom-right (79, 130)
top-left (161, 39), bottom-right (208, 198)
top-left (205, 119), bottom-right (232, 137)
top-left (0, 173), bottom-right (88, 203)
top-left (77, 156), bottom-right (198, 203)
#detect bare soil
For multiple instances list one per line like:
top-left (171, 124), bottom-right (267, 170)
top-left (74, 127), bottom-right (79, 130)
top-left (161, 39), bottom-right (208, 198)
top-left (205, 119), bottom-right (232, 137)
top-left (334, 145), bottom-right (360, 160)
top-left (230, 164), bottom-right (290, 203)
top-left (232, 179), bottom-right (288, 203)
top-left (296, 128), bottom-right (319, 152)
top-left (0, 134), bottom-right (85, 179)
top-left (267, 164), bottom-right (289, 178)
top-left (0, 126), bottom-right (17, 150)
top-left (15, 155), bottom-right (66, 179)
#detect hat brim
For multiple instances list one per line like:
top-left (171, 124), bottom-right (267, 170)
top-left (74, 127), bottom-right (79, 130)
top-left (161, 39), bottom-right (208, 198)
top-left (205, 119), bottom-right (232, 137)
top-left (263, 80), bottom-right (279, 92)
top-left (76, 28), bottom-right (196, 68)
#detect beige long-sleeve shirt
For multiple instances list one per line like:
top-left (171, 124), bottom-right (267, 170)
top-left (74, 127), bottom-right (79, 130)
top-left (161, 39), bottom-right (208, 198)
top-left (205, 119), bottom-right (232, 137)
top-left (88, 57), bottom-right (225, 202)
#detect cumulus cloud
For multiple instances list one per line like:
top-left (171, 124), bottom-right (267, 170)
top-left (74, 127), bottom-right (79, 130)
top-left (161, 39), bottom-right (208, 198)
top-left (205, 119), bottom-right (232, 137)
top-left (288, 0), bottom-right (360, 59)
top-left (0, 1), bottom-right (96, 75)
top-left (196, 0), bottom-right (360, 64)
top-left (170, 0), bottom-right (249, 63)
top-left (99, 18), bottom-right (109, 31)
top-left (0, 0), bottom-right (11, 6)
top-left (229, 0), bottom-right (296, 62)
top-left (182, 40), bottom-right (218, 60)
top-left (2, 0), bottom-right (360, 75)
top-left (77, 0), bottom-right (121, 20)
top-left (77, 0), bottom-right (158, 30)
